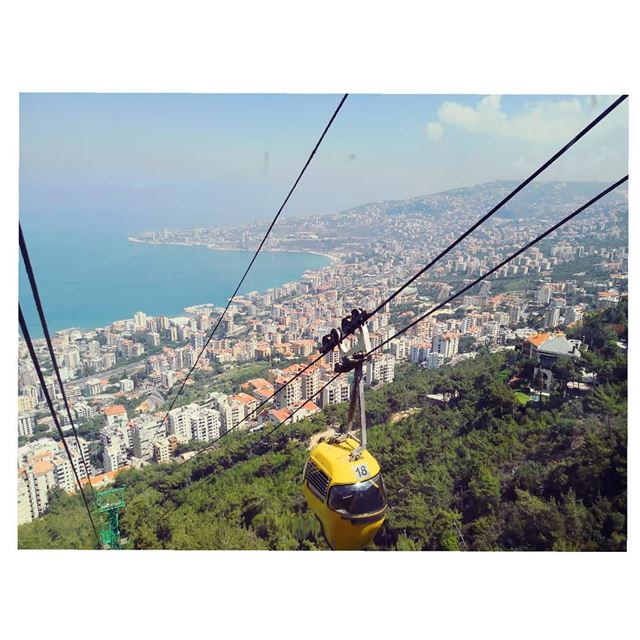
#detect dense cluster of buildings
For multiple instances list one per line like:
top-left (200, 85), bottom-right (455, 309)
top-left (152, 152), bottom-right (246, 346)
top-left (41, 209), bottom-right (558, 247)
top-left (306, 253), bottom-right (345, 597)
top-left (18, 184), bottom-right (628, 523)
top-left (18, 436), bottom-right (92, 524)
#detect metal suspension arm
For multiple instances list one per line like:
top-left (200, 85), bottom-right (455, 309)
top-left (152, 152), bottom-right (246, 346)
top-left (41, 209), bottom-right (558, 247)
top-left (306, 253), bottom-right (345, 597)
top-left (321, 309), bottom-right (372, 460)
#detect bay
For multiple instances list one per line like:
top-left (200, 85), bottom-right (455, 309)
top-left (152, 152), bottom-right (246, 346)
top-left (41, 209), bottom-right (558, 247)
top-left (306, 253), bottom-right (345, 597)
top-left (18, 225), bottom-right (331, 337)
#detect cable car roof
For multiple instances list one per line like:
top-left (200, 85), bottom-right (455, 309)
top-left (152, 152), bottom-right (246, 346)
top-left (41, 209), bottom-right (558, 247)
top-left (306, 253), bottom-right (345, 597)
top-left (309, 436), bottom-right (381, 485)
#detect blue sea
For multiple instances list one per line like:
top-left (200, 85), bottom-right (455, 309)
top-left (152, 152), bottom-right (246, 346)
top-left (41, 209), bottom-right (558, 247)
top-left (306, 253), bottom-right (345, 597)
top-left (19, 225), bottom-right (330, 337)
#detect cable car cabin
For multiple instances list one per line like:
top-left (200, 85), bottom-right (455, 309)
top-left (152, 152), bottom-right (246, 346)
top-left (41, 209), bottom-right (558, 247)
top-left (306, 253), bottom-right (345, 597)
top-left (303, 436), bottom-right (387, 550)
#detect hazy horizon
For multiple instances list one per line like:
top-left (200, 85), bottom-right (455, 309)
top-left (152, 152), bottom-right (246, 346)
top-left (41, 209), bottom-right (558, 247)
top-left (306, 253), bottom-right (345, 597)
top-left (20, 94), bottom-right (628, 234)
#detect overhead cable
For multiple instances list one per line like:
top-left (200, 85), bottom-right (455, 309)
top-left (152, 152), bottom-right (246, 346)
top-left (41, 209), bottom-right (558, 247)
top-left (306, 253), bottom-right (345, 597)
top-left (367, 176), bottom-right (629, 357)
top-left (18, 305), bottom-right (100, 546)
top-left (142, 176), bottom-right (628, 524)
top-left (19, 224), bottom-right (97, 503)
top-left (366, 95), bottom-right (628, 320)
top-left (132, 94), bottom-right (627, 495)
top-left (140, 93), bottom-right (349, 458)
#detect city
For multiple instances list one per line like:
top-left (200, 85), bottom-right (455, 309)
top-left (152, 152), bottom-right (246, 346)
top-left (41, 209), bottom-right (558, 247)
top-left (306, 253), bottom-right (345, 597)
top-left (17, 180), bottom-right (628, 525)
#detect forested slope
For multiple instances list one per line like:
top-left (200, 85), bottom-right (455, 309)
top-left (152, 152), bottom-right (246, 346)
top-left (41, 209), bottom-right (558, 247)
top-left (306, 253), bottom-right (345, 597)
top-left (18, 302), bottom-right (627, 551)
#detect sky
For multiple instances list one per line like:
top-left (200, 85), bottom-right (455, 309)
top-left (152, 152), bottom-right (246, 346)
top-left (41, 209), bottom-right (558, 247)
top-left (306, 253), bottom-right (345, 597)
top-left (20, 93), bottom-right (628, 233)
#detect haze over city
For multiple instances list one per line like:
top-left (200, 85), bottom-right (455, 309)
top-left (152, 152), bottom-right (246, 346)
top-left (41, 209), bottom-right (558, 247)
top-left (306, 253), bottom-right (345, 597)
top-left (20, 94), bottom-right (628, 232)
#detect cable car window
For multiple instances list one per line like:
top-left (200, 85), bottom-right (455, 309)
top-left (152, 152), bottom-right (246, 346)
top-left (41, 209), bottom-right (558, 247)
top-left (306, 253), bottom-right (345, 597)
top-left (328, 473), bottom-right (386, 516)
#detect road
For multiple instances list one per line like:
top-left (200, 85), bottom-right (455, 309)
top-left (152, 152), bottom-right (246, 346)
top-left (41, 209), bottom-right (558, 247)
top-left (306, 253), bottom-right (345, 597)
top-left (69, 361), bottom-right (147, 387)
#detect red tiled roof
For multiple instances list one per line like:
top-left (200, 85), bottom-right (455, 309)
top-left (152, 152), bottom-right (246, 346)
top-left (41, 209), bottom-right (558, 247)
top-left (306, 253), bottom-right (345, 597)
top-left (526, 332), bottom-right (550, 347)
top-left (269, 408), bottom-right (291, 422)
top-left (103, 405), bottom-right (126, 416)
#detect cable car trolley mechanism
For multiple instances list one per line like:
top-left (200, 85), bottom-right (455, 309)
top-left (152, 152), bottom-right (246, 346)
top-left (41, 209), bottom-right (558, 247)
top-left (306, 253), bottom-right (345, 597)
top-left (303, 309), bottom-right (388, 550)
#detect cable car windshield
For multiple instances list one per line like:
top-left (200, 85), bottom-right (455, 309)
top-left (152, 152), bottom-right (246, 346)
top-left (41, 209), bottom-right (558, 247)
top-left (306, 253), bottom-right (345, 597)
top-left (328, 473), bottom-right (386, 516)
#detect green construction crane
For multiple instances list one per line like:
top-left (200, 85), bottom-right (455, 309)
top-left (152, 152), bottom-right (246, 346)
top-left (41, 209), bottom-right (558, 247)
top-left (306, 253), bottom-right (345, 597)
top-left (96, 487), bottom-right (126, 549)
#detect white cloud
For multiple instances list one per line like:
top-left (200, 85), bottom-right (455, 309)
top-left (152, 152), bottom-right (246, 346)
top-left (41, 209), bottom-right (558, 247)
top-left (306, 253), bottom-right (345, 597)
top-left (426, 121), bottom-right (444, 141)
top-left (435, 95), bottom-right (626, 150)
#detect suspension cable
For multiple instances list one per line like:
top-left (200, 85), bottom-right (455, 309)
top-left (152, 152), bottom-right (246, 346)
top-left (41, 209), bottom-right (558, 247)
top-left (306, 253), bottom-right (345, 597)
top-left (18, 305), bottom-right (100, 546)
top-left (366, 95), bottom-right (627, 320)
top-left (130, 94), bottom-right (627, 497)
top-left (156, 372), bottom-right (341, 523)
top-left (366, 176), bottom-right (629, 357)
top-left (139, 93), bottom-right (349, 458)
top-left (19, 224), bottom-right (97, 503)
top-left (129, 349), bottom-right (328, 504)
top-left (141, 176), bottom-right (628, 527)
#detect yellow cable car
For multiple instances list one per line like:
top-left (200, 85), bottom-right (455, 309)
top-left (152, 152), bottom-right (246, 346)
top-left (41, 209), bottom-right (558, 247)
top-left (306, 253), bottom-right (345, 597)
top-left (304, 309), bottom-right (387, 550)
top-left (303, 435), bottom-right (387, 550)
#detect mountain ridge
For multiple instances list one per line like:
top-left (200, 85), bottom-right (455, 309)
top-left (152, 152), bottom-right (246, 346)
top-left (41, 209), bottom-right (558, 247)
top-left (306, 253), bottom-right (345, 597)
top-left (340, 179), bottom-right (628, 221)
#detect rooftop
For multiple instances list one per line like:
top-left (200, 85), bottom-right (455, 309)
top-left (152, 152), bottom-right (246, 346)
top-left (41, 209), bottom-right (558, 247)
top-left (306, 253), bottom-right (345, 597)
top-left (538, 336), bottom-right (581, 358)
top-left (526, 332), bottom-right (551, 348)
top-left (103, 405), bottom-right (127, 416)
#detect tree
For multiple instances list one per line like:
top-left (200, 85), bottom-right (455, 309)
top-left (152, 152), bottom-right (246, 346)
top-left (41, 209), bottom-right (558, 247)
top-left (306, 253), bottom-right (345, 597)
top-left (18, 318), bottom-right (626, 553)
top-left (552, 357), bottom-right (577, 397)
top-left (518, 357), bottom-right (537, 380)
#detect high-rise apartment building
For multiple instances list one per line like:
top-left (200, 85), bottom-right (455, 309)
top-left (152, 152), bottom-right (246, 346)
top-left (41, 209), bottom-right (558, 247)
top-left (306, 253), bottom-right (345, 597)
top-left (18, 413), bottom-right (35, 438)
top-left (433, 332), bottom-right (460, 360)
top-left (366, 354), bottom-right (396, 386)
top-left (189, 408), bottom-right (221, 442)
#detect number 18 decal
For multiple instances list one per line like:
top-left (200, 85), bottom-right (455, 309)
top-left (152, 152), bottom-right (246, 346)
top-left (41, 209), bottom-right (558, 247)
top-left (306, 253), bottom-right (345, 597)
top-left (354, 463), bottom-right (369, 479)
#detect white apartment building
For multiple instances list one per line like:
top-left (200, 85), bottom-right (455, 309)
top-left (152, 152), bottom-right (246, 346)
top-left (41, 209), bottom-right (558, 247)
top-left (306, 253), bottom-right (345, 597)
top-left (217, 402), bottom-right (235, 434)
top-left (101, 428), bottom-right (129, 468)
top-left (433, 332), bottom-right (459, 360)
top-left (190, 407), bottom-right (221, 442)
top-left (85, 378), bottom-right (102, 397)
top-left (425, 352), bottom-right (445, 370)
top-left (274, 377), bottom-right (302, 409)
top-left (133, 311), bottom-right (147, 330)
top-left (494, 311), bottom-right (510, 326)
top-left (104, 404), bottom-right (128, 427)
top-left (120, 378), bottom-right (134, 392)
top-left (390, 338), bottom-right (411, 361)
top-left (19, 461), bottom-right (56, 523)
top-left (565, 306), bottom-right (584, 324)
top-left (74, 402), bottom-right (95, 420)
top-left (509, 306), bottom-right (524, 326)
top-left (63, 346), bottom-right (81, 370)
top-left (86, 340), bottom-right (101, 357)
top-left (18, 413), bottom-right (35, 438)
top-left (103, 444), bottom-right (125, 472)
top-left (320, 378), bottom-right (351, 407)
top-left (18, 394), bottom-right (36, 413)
top-left (483, 322), bottom-right (500, 338)
top-left (53, 453), bottom-right (88, 492)
top-left (301, 369), bottom-right (322, 401)
top-left (410, 343), bottom-right (431, 364)
top-left (102, 352), bottom-right (116, 369)
top-left (153, 437), bottom-right (172, 464)
top-left (545, 305), bottom-right (561, 329)
top-left (161, 370), bottom-right (177, 388)
top-left (168, 403), bottom-right (199, 442)
top-left (366, 354), bottom-right (395, 386)
top-left (18, 472), bottom-right (33, 525)
top-left (537, 285), bottom-right (552, 304)
top-left (131, 416), bottom-right (164, 458)
top-left (323, 349), bottom-right (341, 367)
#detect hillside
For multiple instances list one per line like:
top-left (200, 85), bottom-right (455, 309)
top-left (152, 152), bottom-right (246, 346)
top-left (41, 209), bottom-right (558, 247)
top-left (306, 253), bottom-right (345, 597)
top-left (18, 303), bottom-right (627, 551)
top-left (343, 180), bottom-right (629, 222)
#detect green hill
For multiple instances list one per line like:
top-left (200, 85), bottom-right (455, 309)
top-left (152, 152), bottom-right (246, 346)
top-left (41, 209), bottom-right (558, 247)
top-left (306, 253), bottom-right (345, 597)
top-left (18, 302), bottom-right (627, 551)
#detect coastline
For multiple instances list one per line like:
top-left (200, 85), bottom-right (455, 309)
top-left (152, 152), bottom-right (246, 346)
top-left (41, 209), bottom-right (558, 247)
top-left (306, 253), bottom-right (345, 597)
top-left (127, 237), bottom-right (340, 263)
top-left (28, 239), bottom-right (338, 337)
